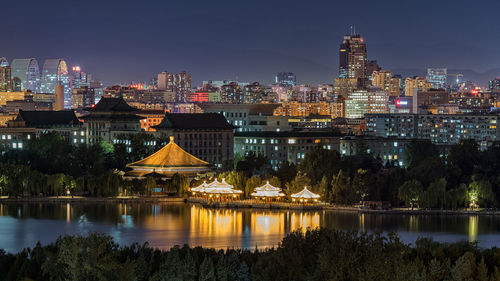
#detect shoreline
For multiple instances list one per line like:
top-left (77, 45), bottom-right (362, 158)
top-left (1, 196), bottom-right (499, 216)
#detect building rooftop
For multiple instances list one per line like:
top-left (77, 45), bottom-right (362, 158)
top-left (234, 131), bottom-right (342, 138)
top-left (14, 110), bottom-right (81, 128)
top-left (154, 113), bottom-right (234, 130)
top-left (91, 97), bottom-right (139, 112)
top-left (200, 103), bottom-right (280, 116)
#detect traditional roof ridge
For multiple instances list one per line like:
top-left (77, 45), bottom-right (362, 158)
top-left (127, 136), bottom-right (210, 168)
top-left (91, 97), bottom-right (139, 112)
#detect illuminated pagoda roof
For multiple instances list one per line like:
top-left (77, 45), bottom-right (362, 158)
top-left (291, 186), bottom-right (320, 200)
top-left (125, 136), bottom-right (211, 178)
top-left (203, 179), bottom-right (243, 195)
top-left (251, 181), bottom-right (285, 198)
top-left (191, 181), bottom-right (208, 192)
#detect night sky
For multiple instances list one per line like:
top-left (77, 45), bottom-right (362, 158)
top-left (3, 0), bottom-right (500, 86)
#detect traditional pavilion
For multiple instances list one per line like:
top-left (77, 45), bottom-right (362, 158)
top-left (190, 178), bottom-right (242, 200)
top-left (291, 186), bottom-right (321, 203)
top-left (125, 136), bottom-right (212, 179)
top-left (251, 181), bottom-right (285, 201)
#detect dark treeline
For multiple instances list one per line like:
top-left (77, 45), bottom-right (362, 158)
top-left (2, 229), bottom-right (500, 281)
top-left (265, 139), bottom-right (500, 209)
top-left (0, 132), bottom-right (189, 197)
top-left (3, 131), bottom-right (500, 209)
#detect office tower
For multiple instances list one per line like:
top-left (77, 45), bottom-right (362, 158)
top-left (404, 77), bottom-right (432, 96)
top-left (489, 77), bottom-right (500, 91)
top-left (275, 72), bottom-right (297, 87)
top-left (427, 68), bottom-right (447, 89)
top-left (366, 60), bottom-right (381, 81)
top-left (70, 66), bottom-right (92, 89)
top-left (71, 86), bottom-right (95, 109)
top-left (10, 58), bottom-right (40, 92)
top-left (12, 77), bottom-right (21, 91)
top-left (40, 59), bottom-right (70, 96)
top-left (54, 84), bottom-right (64, 110)
top-left (0, 65), bottom-right (12, 92)
top-left (0, 57), bottom-right (8, 67)
top-left (339, 33), bottom-right (367, 87)
top-left (345, 89), bottom-right (389, 119)
top-left (372, 70), bottom-right (401, 97)
top-left (157, 71), bottom-right (191, 101)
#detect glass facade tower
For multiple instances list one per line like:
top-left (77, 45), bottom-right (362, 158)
top-left (10, 58), bottom-right (40, 92)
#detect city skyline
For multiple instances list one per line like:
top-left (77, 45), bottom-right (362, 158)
top-left (2, 0), bottom-right (500, 86)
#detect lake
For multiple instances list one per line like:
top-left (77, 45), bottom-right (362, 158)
top-left (0, 202), bottom-right (499, 253)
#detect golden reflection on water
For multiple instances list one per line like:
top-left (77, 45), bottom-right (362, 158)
top-left (469, 215), bottom-right (478, 242)
top-left (252, 212), bottom-right (284, 235)
top-left (66, 203), bottom-right (70, 222)
top-left (190, 206), bottom-right (243, 236)
top-left (409, 215), bottom-right (419, 232)
top-left (290, 212), bottom-right (320, 233)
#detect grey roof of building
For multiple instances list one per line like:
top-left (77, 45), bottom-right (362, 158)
top-left (234, 130), bottom-right (342, 138)
top-left (199, 103), bottom-right (280, 115)
top-left (17, 110), bottom-right (81, 127)
top-left (91, 97), bottom-right (139, 112)
top-left (154, 113), bottom-right (234, 130)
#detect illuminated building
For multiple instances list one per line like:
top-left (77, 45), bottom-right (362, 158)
top-left (274, 101), bottom-right (344, 119)
top-left (234, 131), bottom-right (341, 170)
top-left (5, 110), bottom-right (85, 145)
top-left (366, 60), bottom-right (381, 82)
top-left (345, 89), bottom-right (389, 118)
top-left (489, 77), bottom-right (500, 91)
top-left (275, 72), bottom-right (297, 87)
top-left (40, 59), bottom-right (69, 95)
top-left (157, 71), bottom-right (192, 101)
top-left (137, 110), bottom-right (166, 131)
top-left (82, 97), bottom-right (143, 144)
top-left (0, 57), bottom-right (8, 67)
top-left (219, 82), bottom-right (243, 103)
top-left (340, 136), bottom-right (413, 167)
top-left (334, 77), bottom-right (358, 98)
top-left (371, 70), bottom-right (401, 97)
top-left (200, 103), bottom-right (280, 132)
top-left (0, 92), bottom-right (25, 106)
top-left (125, 136), bottom-right (212, 178)
top-left (339, 33), bottom-right (367, 87)
top-left (70, 66), bottom-right (92, 89)
top-left (427, 68), bottom-right (447, 89)
top-left (154, 113), bottom-right (234, 168)
top-left (10, 58), bottom-right (40, 92)
top-left (0, 65), bottom-right (12, 92)
top-left (365, 113), bottom-right (500, 147)
top-left (291, 187), bottom-right (320, 203)
top-left (70, 86), bottom-right (95, 109)
top-left (404, 77), bottom-right (432, 96)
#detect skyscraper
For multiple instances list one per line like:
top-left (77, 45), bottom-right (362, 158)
top-left (0, 58), bottom-right (12, 92)
top-left (339, 33), bottom-right (367, 87)
top-left (275, 72), bottom-right (297, 87)
top-left (40, 59), bottom-right (70, 94)
top-left (10, 58), bottom-right (40, 92)
top-left (426, 68), bottom-right (447, 89)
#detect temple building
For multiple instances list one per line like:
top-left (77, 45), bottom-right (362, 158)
top-left (125, 136), bottom-right (212, 178)
top-left (153, 113), bottom-right (234, 168)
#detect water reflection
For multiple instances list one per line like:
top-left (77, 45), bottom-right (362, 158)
top-left (1, 202), bottom-right (500, 253)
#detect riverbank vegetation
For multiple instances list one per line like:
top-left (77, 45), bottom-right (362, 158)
top-left (2, 229), bottom-right (500, 281)
top-left (2, 131), bottom-right (500, 209)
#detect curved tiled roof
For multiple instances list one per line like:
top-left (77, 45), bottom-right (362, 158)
top-left (154, 113), bottom-right (233, 130)
top-left (127, 136), bottom-right (210, 168)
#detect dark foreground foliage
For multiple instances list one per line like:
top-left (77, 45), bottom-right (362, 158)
top-left (2, 229), bottom-right (500, 281)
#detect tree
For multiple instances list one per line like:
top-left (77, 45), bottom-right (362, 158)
top-left (245, 176), bottom-right (262, 198)
top-left (171, 173), bottom-right (189, 197)
top-left (406, 140), bottom-right (439, 168)
top-left (331, 170), bottom-right (356, 204)
top-left (467, 176), bottom-right (495, 208)
top-left (235, 151), bottom-right (268, 177)
top-left (298, 148), bottom-right (344, 186)
top-left (274, 161), bottom-right (297, 185)
top-left (398, 180), bottom-right (424, 209)
top-left (285, 172), bottom-right (311, 196)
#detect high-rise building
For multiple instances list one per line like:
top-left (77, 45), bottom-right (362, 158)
top-left (372, 70), bottom-right (401, 97)
top-left (426, 68), bottom-right (447, 89)
top-left (40, 59), bottom-right (70, 98)
top-left (71, 86), bottom-right (95, 109)
top-left (345, 89), bottom-right (389, 119)
top-left (275, 72), bottom-right (297, 87)
top-left (219, 82), bottom-right (243, 103)
top-left (10, 58), bottom-right (40, 92)
top-left (404, 77), bottom-right (432, 96)
top-left (157, 71), bottom-right (191, 102)
top-left (489, 77), bottom-right (500, 91)
top-left (0, 57), bottom-right (8, 67)
top-left (70, 66), bottom-right (92, 89)
top-left (0, 64), bottom-right (12, 92)
top-left (339, 33), bottom-right (367, 87)
top-left (366, 60), bottom-right (381, 82)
